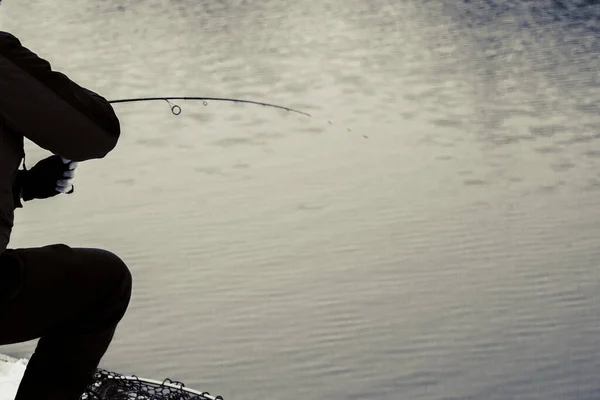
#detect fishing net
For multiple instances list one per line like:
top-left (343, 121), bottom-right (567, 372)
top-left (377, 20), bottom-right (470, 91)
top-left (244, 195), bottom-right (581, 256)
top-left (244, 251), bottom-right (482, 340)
top-left (81, 368), bottom-right (224, 400)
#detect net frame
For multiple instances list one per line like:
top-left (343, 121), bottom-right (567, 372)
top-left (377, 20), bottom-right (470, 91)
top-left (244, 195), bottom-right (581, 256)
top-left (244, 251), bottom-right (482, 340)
top-left (82, 368), bottom-right (224, 400)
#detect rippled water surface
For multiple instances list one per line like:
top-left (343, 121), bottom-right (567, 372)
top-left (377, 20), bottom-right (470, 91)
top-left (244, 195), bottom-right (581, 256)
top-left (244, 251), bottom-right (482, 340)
top-left (2, 1), bottom-right (600, 399)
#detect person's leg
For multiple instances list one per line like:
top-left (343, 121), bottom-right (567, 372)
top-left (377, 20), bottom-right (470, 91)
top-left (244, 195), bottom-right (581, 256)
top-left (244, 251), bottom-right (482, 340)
top-left (0, 244), bottom-right (132, 400)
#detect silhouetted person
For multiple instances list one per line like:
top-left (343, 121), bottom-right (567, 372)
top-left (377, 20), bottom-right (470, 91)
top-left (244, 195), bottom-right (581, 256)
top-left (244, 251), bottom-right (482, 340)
top-left (0, 29), bottom-right (132, 400)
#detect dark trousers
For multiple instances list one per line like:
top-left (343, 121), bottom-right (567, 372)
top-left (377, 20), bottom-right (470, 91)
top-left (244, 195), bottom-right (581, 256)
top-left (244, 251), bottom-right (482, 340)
top-left (0, 244), bottom-right (132, 400)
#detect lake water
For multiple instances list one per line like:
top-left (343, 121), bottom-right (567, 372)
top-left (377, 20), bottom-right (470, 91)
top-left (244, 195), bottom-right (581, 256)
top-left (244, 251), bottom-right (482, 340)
top-left (1, 1), bottom-right (600, 399)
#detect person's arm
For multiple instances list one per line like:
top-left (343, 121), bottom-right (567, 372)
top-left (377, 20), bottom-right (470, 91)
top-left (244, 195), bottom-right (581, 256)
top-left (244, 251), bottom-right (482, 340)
top-left (0, 31), bottom-right (120, 162)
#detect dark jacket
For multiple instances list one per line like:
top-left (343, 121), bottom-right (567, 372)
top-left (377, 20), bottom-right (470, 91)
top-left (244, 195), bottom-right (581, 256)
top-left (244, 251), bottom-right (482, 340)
top-left (0, 31), bottom-right (121, 253)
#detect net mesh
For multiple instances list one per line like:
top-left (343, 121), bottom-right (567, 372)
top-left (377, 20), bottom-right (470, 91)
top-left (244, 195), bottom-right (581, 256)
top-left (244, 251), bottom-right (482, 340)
top-left (81, 368), bottom-right (224, 400)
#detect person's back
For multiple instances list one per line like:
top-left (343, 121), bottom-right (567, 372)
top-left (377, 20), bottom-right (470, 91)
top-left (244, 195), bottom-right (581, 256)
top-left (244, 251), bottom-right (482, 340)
top-left (0, 106), bottom-right (22, 254)
top-left (0, 29), bottom-right (132, 400)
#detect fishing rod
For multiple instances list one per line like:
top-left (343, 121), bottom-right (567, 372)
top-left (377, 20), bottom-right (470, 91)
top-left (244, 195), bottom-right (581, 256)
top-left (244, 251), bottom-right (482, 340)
top-left (49, 97), bottom-right (310, 194)
top-left (58, 95), bottom-right (351, 194)
top-left (108, 96), bottom-right (312, 117)
top-left (107, 96), bottom-right (362, 136)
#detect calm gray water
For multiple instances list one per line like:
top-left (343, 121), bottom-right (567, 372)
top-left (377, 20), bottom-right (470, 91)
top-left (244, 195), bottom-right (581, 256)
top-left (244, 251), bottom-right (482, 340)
top-left (2, 1), bottom-right (600, 399)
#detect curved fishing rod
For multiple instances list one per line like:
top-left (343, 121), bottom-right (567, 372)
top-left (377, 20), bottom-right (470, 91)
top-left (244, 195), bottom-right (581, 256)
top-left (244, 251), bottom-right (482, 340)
top-left (108, 96), bottom-right (312, 117)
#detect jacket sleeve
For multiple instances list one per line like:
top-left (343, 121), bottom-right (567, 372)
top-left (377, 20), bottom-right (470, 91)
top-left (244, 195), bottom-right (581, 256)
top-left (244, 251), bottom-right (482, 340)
top-left (0, 31), bottom-right (120, 162)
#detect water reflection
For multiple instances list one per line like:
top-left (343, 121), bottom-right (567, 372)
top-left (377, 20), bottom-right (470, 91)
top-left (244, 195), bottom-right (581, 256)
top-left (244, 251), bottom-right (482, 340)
top-left (2, 1), bottom-right (600, 399)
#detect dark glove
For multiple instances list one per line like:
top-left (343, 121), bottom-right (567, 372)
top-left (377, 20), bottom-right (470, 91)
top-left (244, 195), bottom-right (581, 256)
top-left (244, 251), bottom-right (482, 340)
top-left (14, 155), bottom-right (78, 203)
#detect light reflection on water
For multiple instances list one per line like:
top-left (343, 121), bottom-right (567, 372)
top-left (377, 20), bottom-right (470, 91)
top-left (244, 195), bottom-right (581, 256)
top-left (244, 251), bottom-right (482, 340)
top-left (1, 1), bottom-right (600, 399)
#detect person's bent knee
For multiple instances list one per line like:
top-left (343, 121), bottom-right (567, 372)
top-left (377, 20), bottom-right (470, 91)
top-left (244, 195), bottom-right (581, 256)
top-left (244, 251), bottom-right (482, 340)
top-left (93, 248), bottom-right (133, 322)
top-left (108, 251), bottom-right (132, 310)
